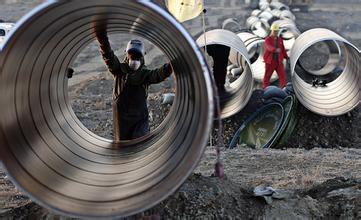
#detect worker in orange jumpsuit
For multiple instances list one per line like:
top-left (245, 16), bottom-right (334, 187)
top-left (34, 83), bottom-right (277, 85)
top-left (262, 23), bottom-right (289, 89)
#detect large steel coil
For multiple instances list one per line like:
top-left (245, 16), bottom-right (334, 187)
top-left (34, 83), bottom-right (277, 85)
top-left (222, 18), bottom-right (242, 33)
top-left (272, 19), bottom-right (300, 51)
top-left (197, 29), bottom-right (254, 118)
top-left (259, 1), bottom-right (270, 11)
top-left (246, 16), bottom-right (260, 29)
top-left (280, 10), bottom-right (296, 21)
top-left (0, 0), bottom-right (214, 218)
top-left (271, 9), bottom-right (282, 18)
top-left (270, 2), bottom-right (290, 11)
top-left (290, 28), bottom-right (361, 116)
top-left (251, 19), bottom-right (270, 38)
top-left (251, 9), bottom-right (262, 17)
top-left (258, 10), bottom-right (274, 22)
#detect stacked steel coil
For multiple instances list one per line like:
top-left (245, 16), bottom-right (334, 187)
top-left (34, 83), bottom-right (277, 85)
top-left (249, 0), bottom-right (300, 50)
top-left (226, 1), bottom-right (299, 83)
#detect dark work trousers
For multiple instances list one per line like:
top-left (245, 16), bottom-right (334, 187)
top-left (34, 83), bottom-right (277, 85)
top-left (206, 45), bottom-right (231, 92)
top-left (113, 100), bottom-right (149, 141)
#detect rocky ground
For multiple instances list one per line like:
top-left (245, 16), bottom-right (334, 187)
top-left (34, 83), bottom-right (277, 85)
top-left (1, 0), bottom-right (361, 219)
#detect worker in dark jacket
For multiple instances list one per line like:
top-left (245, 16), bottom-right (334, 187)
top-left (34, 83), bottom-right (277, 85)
top-left (262, 23), bottom-right (289, 89)
top-left (95, 31), bottom-right (173, 141)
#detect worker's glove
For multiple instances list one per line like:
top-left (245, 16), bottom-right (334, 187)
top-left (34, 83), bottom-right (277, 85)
top-left (164, 62), bottom-right (173, 75)
top-left (94, 26), bottom-right (110, 50)
top-left (66, 67), bottom-right (74, 79)
top-left (97, 32), bottom-right (108, 40)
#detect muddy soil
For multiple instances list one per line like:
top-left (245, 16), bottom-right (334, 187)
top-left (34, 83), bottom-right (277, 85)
top-left (1, 0), bottom-right (361, 219)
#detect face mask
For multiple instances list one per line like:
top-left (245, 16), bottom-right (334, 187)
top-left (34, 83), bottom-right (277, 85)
top-left (129, 60), bottom-right (141, 71)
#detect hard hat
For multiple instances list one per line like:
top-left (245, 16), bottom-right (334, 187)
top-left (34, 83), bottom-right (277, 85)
top-left (126, 39), bottom-right (145, 57)
top-left (270, 23), bottom-right (280, 31)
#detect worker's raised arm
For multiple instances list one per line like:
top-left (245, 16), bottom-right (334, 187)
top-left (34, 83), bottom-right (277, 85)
top-left (94, 29), bottom-right (122, 75)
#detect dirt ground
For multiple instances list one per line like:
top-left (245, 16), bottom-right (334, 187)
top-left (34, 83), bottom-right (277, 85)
top-left (1, 0), bottom-right (361, 219)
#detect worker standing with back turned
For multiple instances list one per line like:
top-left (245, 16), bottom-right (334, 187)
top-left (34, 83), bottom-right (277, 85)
top-left (262, 23), bottom-right (289, 89)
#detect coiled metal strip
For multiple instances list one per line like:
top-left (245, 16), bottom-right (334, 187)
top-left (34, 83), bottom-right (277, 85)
top-left (222, 18), bottom-right (242, 33)
top-left (290, 28), bottom-right (361, 116)
top-left (197, 29), bottom-right (254, 118)
top-left (271, 19), bottom-right (300, 51)
top-left (0, 0), bottom-right (214, 218)
top-left (270, 1), bottom-right (290, 11)
top-left (280, 10), bottom-right (296, 21)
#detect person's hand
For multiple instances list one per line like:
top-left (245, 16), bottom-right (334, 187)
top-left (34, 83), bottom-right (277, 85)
top-left (93, 24), bottom-right (109, 46)
top-left (95, 30), bottom-right (108, 44)
top-left (275, 48), bottom-right (281, 53)
top-left (66, 67), bottom-right (74, 79)
top-left (164, 62), bottom-right (173, 75)
top-left (95, 30), bottom-right (107, 40)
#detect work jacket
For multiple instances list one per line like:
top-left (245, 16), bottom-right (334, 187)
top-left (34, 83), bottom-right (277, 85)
top-left (100, 48), bottom-right (172, 141)
top-left (263, 35), bottom-right (289, 65)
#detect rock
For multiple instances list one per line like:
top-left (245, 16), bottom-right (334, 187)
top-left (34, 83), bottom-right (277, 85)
top-left (254, 185), bottom-right (275, 197)
top-left (162, 93), bottom-right (175, 105)
top-left (0, 209), bottom-right (11, 215)
top-left (263, 196), bottom-right (273, 204)
top-left (326, 186), bottom-right (361, 199)
top-left (272, 189), bottom-right (293, 199)
top-left (178, 191), bottom-right (188, 200)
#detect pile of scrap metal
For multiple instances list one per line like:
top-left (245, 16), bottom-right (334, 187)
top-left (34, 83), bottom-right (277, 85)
top-left (248, 0), bottom-right (299, 50)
